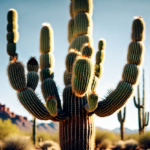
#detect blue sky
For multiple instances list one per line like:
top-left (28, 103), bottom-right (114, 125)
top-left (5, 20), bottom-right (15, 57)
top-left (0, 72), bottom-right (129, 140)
top-left (0, 0), bottom-right (150, 130)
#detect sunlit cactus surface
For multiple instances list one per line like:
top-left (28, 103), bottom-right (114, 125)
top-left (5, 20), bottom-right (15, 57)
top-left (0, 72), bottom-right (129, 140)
top-left (6, 1), bottom-right (146, 149)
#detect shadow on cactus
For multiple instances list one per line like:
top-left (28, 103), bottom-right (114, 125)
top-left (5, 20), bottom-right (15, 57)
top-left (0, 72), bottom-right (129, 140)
top-left (6, 1), bottom-right (146, 149)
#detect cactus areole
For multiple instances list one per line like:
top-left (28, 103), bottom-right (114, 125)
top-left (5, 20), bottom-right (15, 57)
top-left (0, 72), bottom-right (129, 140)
top-left (6, 1), bottom-right (146, 150)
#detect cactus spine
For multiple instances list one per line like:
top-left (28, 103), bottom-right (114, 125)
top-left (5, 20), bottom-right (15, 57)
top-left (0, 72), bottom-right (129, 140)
top-left (133, 69), bottom-right (149, 135)
top-left (117, 107), bottom-right (126, 140)
top-left (6, 4), bottom-right (146, 150)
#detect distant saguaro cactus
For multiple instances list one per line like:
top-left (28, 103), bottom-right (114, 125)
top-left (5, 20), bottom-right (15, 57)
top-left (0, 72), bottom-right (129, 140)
top-left (32, 117), bottom-right (37, 145)
top-left (117, 107), bottom-right (126, 140)
top-left (6, 1), bottom-right (146, 150)
top-left (133, 69), bottom-right (149, 135)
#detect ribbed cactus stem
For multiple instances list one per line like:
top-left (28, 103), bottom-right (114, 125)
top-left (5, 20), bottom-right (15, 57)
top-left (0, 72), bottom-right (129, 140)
top-left (117, 107), bottom-right (126, 140)
top-left (7, 9), bottom-right (19, 58)
top-left (60, 85), bottom-right (95, 150)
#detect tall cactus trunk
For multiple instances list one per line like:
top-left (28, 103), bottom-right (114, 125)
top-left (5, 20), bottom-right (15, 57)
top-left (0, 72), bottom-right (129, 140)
top-left (32, 117), bottom-right (37, 145)
top-left (120, 123), bottom-right (124, 140)
top-left (60, 86), bottom-right (95, 150)
top-left (138, 103), bottom-right (142, 135)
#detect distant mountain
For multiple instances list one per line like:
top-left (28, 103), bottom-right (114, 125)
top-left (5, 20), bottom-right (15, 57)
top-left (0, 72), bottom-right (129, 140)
top-left (111, 127), bottom-right (138, 134)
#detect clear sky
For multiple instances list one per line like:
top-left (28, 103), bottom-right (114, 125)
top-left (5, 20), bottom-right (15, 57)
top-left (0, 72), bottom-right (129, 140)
top-left (0, 0), bottom-right (150, 130)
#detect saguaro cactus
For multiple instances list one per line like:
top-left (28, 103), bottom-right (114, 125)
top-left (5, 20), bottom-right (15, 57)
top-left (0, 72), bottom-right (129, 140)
top-left (117, 107), bottom-right (126, 140)
top-left (6, 1), bottom-right (146, 149)
top-left (133, 69), bottom-right (149, 135)
top-left (32, 117), bottom-right (37, 145)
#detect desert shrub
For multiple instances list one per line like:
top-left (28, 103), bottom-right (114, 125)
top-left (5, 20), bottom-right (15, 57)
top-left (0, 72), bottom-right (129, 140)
top-left (124, 139), bottom-right (138, 150)
top-left (0, 119), bottom-right (19, 140)
top-left (3, 135), bottom-right (34, 150)
top-left (99, 139), bottom-right (112, 150)
top-left (113, 140), bottom-right (125, 150)
top-left (95, 128), bottom-right (118, 147)
top-left (139, 131), bottom-right (150, 148)
top-left (124, 133), bottom-right (139, 141)
top-left (37, 132), bottom-right (59, 143)
top-left (39, 140), bottom-right (60, 150)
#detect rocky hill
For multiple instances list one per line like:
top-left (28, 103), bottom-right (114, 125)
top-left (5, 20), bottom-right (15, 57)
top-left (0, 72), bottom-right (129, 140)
top-left (0, 103), bottom-right (58, 133)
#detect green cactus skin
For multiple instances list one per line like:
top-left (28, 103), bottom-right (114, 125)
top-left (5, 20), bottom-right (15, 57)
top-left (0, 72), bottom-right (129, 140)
top-left (95, 81), bottom-right (134, 117)
top-left (69, 34), bottom-right (92, 52)
top-left (32, 117), bottom-right (37, 145)
top-left (117, 107), bottom-right (126, 140)
top-left (84, 93), bottom-right (98, 112)
top-left (98, 39), bottom-right (106, 51)
top-left (9, 53), bottom-right (18, 61)
top-left (7, 23), bottom-right (18, 32)
top-left (122, 64), bottom-right (140, 85)
top-left (131, 17), bottom-right (145, 41)
top-left (72, 57), bottom-right (94, 97)
top-left (27, 57), bottom-right (39, 73)
top-left (7, 61), bottom-right (26, 92)
top-left (74, 0), bottom-right (93, 16)
top-left (65, 50), bottom-right (81, 73)
top-left (95, 64), bottom-right (103, 79)
top-left (46, 98), bottom-right (57, 117)
top-left (41, 78), bottom-right (61, 109)
top-left (40, 24), bottom-right (54, 54)
top-left (133, 69), bottom-right (149, 135)
top-left (68, 18), bottom-right (74, 43)
top-left (70, 1), bottom-right (75, 18)
top-left (7, 31), bottom-right (19, 43)
top-left (81, 43), bottom-right (94, 58)
top-left (91, 76), bottom-right (99, 92)
top-left (40, 68), bottom-right (54, 82)
top-left (127, 41), bottom-right (144, 65)
top-left (7, 9), bottom-right (18, 23)
top-left (40, 53), bottom-right (54, 70)
top-left (60, 85), bottom-right (95, 150)
top-left (7, 43), bottom-right (16, 56)
top-left (74, 12), bottom-right (92, 38)
top-left (73, 57), bottom-right (94, 79)
top-left (27, 71), bottom-right (39, 91)
top-left (17, 87), bottom-right (57, 120)
top-left (64, 70), bottom-right (72, 86)
top-left (96, 50), bottom-right (105, 64)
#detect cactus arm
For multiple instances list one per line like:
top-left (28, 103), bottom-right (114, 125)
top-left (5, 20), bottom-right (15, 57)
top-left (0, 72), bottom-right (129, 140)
top-left (133, 96), bottom-right (144, 108)
top-left (117, 110), bottom-right (122, 123)
top-left (95, 17), bottom-right (145, 117)
top-left (94, 81), bottom-right (134, 117)
top-left (122, 107), bottom-right (126, 122)
top-left (144, 112), bottom-right (149, 126)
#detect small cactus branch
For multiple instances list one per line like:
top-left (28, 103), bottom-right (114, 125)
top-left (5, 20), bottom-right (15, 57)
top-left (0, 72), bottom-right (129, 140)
top-left (122, 107), bottom-right (126, 122)
top-left (133, 96), bottom-right (144, 108)
top-left (84, 92), bottom-right (98, 113)
top-left (117, 107), bottom-right (126, 123)
top-left (144, 112), bottom-right (149, 126)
